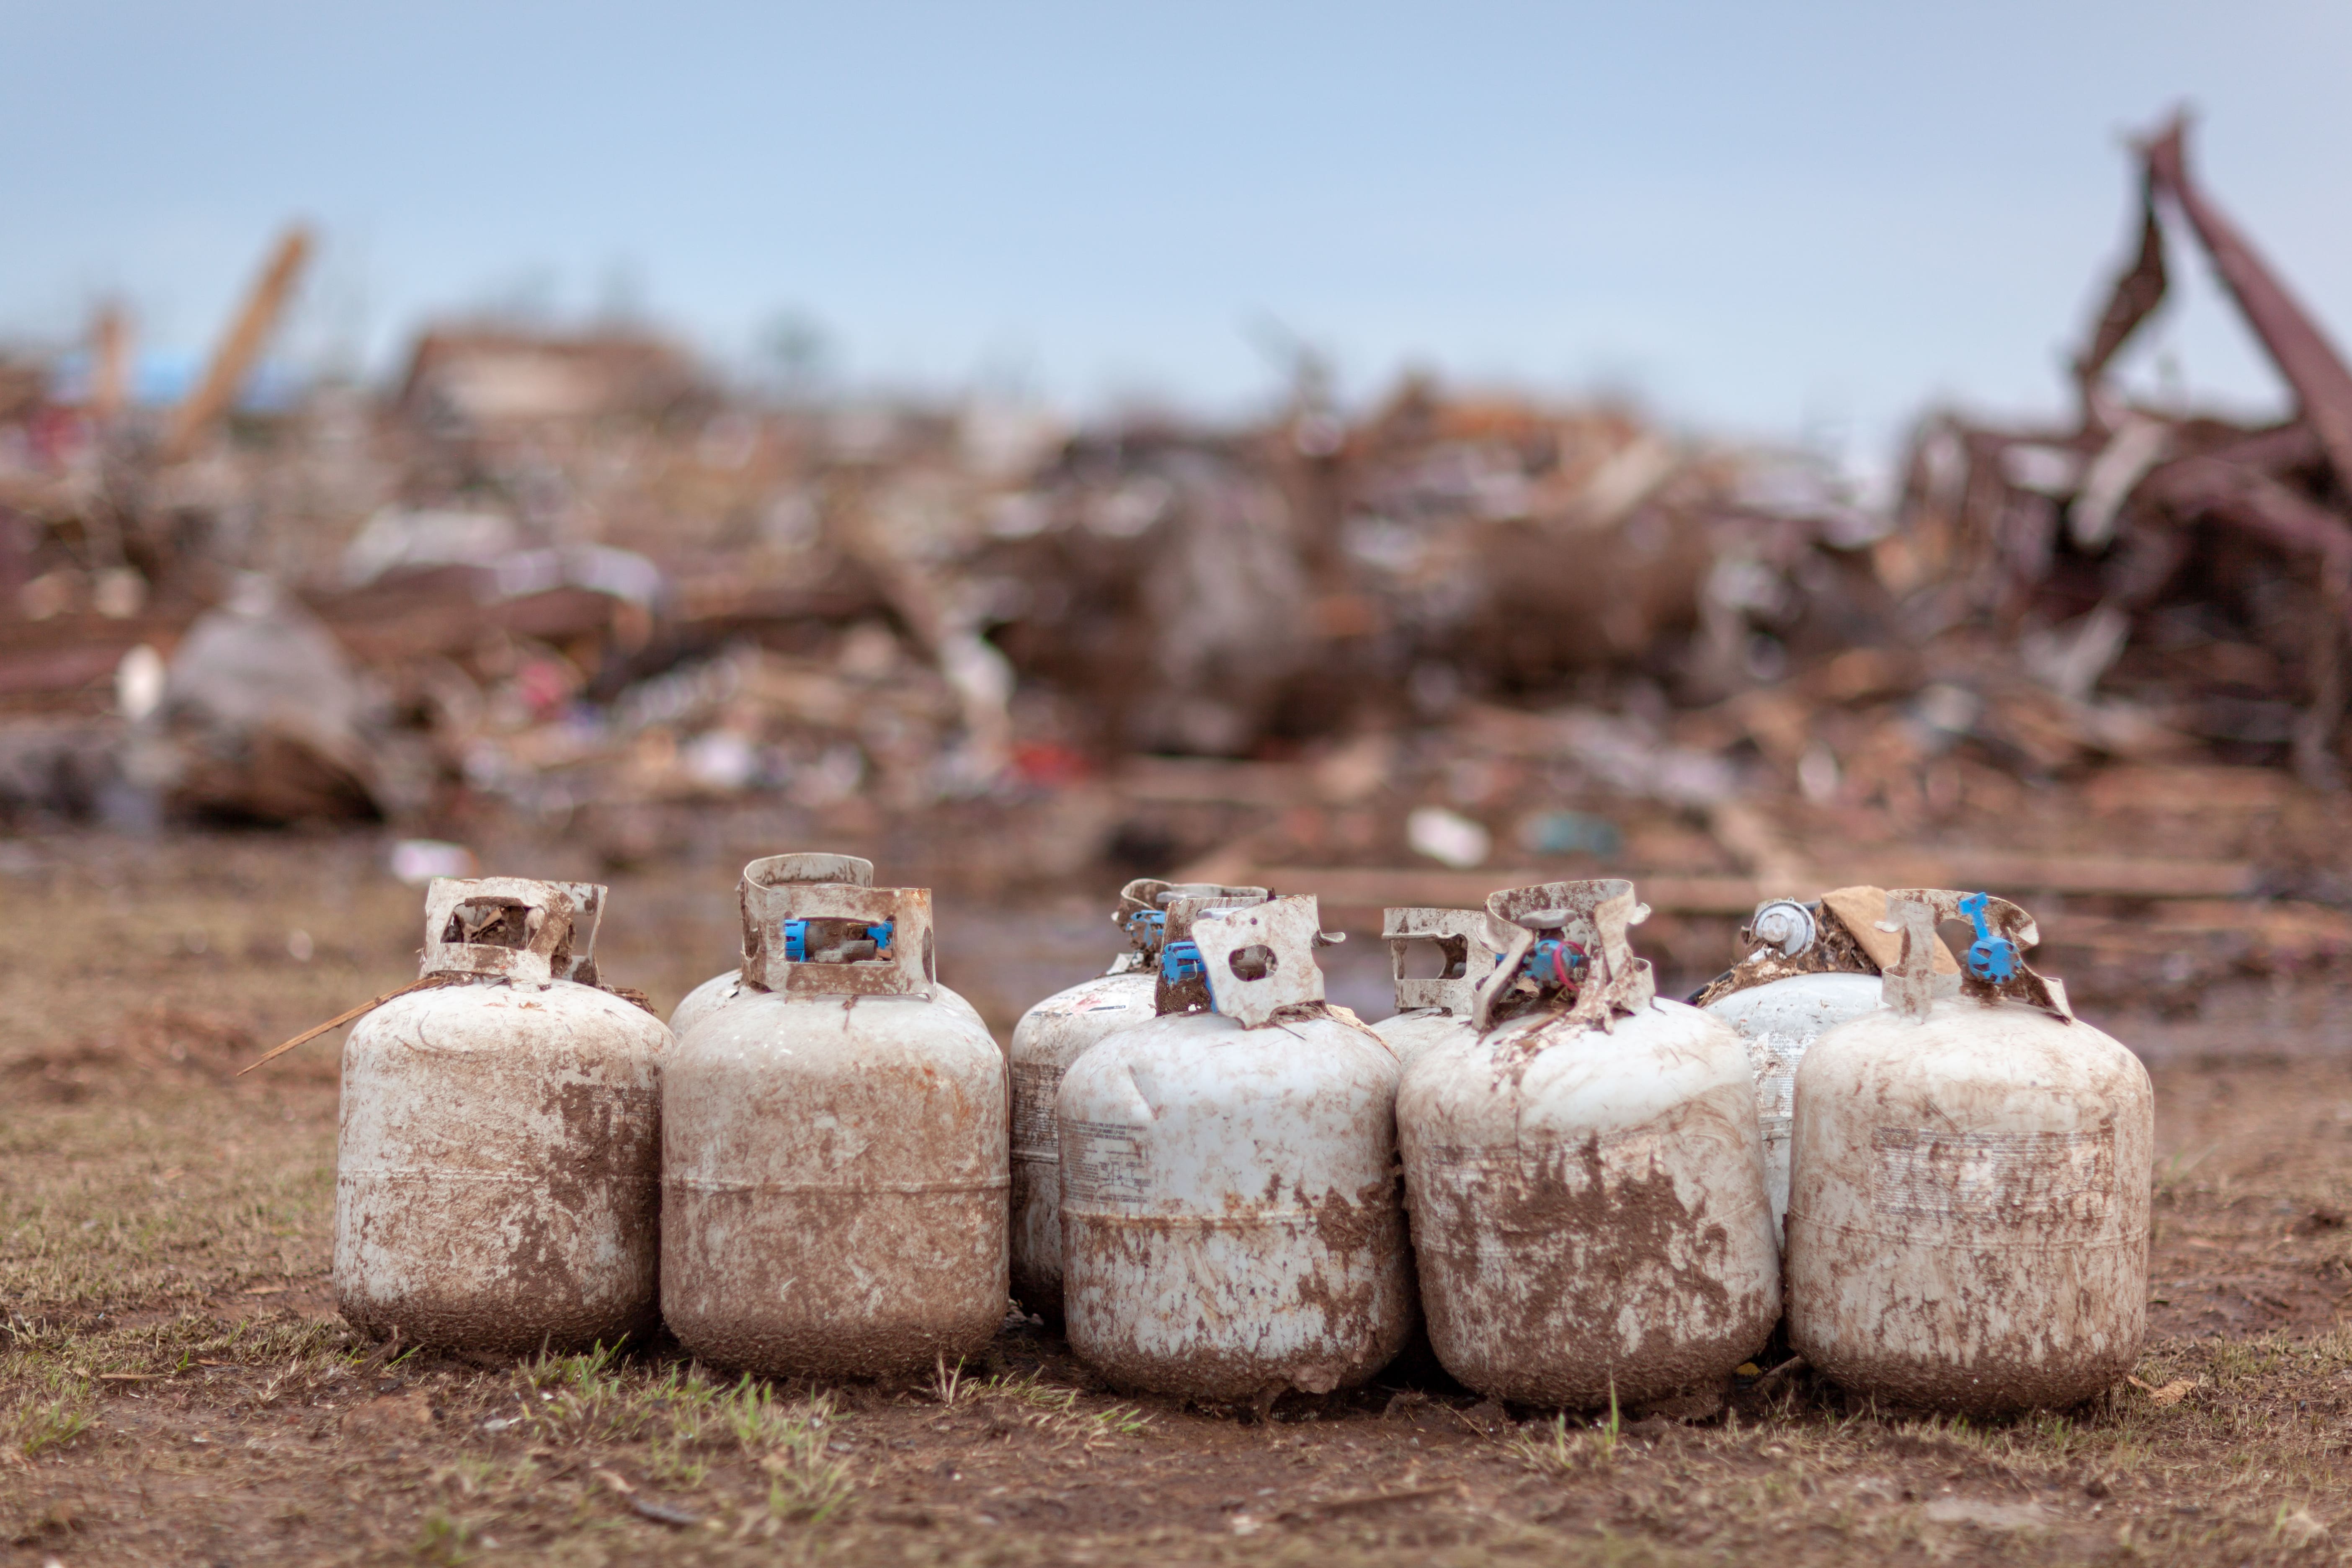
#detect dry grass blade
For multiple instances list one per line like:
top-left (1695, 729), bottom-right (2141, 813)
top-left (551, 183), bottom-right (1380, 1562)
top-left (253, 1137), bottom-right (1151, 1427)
top-left (1750, 1355), bottom-right (1806, 1395)
top-left (236, 975), bottom-right (459, 1075)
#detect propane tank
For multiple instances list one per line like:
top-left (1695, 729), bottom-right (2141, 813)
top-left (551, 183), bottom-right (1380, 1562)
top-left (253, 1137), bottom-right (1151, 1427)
top-left (1398, 879), bottom-right (1778, 1408)
top-left (336, 877), bottom-right (668, 1353)
top-left (1695, 890), bottom-right (1929, 1241)
top-left (668, 853), bottom-right (988, 1041)
top-left (1785, 889), bottom-right (2152, 1414)
top-left (1059, 894), bottom-right (1413, 1401)
top-left (1007, 879), bottom-right (1267, 1320)
top-left (1370, 906), bottom-right (1486, 1069)
top-left (662, 855), bottom-right (1007, 1377)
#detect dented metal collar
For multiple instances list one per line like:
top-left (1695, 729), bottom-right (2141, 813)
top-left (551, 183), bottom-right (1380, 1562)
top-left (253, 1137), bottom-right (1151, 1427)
top-left (1472, 878), bottom-right (1656, 1035)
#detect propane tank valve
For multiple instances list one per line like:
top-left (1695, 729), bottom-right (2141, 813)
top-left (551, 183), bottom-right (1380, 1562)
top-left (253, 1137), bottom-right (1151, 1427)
top-left (1520, 937), bottom-right (1589, 992)
top-left (1748, 899), bottom-right (1816, 959)
top-left (1161, 940), bottom-right (1206, 986)
top-left (779, 918), bottom-right (895, 963)
top-left (1956, 892), bottom-right (2019, 983)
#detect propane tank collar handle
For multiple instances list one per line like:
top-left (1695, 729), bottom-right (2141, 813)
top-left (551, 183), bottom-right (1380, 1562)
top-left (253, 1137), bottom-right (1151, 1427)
top-left (1189, 894), bottom-right (1328, 1027)
top-left (1381, 907), bottom-right (1496, 1018)
top-left (1880, 888), bottom-right (2071, 1021)
top-left (1151, 888), bottom-right (1276, 1015)
top-left (1470, 879), bottom-right (1655, 1034)
top-left (743, 852), bottom-right (874, 889)
top-left (1116, 881), bottom-right (1266, 962)
top-left (420, 877), bottom-right (604, 990)
top-left (738, 875), bottom-right (939, 998)
top-left (1114, 879), bottom-right (1173, 931)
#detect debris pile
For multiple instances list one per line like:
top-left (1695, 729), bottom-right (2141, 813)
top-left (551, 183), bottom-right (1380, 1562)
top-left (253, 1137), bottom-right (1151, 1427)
top-left (3, 114), bottom-right (2352, 1004)
top-left (1885, 114), bottom-right (2352, 789)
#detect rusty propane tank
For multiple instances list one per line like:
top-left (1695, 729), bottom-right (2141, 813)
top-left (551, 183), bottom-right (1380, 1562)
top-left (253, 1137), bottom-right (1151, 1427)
top-left (1694, 888), bottom-right (1941, 1241)
top-left (667, 853), bottom-right (988, 1042)
top-left (1397, 879), bottom-right (1778, 1409)
top-left (1058, 894), bottom-right (1413, 1401)
top-left (1008, 879), bottom-right (1267, 1321)
top-left (661, 854), bottom-right (1008, 1378)
top-left (335, 877), bottom-right (667, 1353)
top-left (1370, 906), bottom-right (1487, 1069)
top-left (1785, 889), bottom-right (2152, 1414)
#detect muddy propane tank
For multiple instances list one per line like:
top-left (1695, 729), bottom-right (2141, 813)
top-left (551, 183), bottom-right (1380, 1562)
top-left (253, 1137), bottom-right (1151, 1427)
top-left (1695, 889), bottom-right (1929, 1241)
top-left (1785, 889), bottom-right (2152, 1414)
top-left (1059, 894), bottom-right (1413, 1402)
top-left (336, 877), bottom-right (667, 1353)
top-left (667, 853), bottom-right (988, 1041)
top-left (1370, 906), bottom-right (1486, 1070)
top-left (662, 857), bottom-right (1007, 1377)
top-left (1398, 879), bottom-right (1779, 1409)
top-left (1008, 879), bottom-right (1267, 1321)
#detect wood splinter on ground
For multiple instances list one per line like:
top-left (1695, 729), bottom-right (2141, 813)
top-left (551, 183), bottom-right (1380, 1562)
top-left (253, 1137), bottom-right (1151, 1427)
top-left (2128, 1375), bottom-right (2199, 1406)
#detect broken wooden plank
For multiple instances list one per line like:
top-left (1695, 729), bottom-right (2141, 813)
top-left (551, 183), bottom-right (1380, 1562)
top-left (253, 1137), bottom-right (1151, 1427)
top-left (160, 226), bottom-right (312, 463)
top-left (2144, 116), bottom-right (2352, 498)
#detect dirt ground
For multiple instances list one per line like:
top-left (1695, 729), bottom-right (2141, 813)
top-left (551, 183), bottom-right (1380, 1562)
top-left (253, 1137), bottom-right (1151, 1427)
top-left (8, 829), bottom-right (2352, 1566)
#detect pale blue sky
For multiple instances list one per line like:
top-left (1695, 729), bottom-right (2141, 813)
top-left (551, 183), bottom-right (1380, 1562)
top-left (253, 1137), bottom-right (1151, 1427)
top-left (6, 1), bottom-right (2349, 461)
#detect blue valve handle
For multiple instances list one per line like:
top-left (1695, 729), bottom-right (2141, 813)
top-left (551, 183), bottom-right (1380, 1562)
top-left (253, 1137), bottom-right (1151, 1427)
top-left (1160, 939), bottom-right (1205, 986)
top-left (1532, 937), bottom-right (1588, 989)
top-left (1503, 937), bottom-right (1587, 990)
top-left (1124, 909), bottom-right (1167, 950)
top-left (780, 919), bottom-right (894, 962)
top-left (1955, 892), bottom-right (2017, 983)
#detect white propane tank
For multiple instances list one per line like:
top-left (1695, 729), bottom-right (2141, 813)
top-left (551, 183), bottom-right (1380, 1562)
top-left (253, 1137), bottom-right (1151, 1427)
top-left (1008, 879), bottom-right (1267, 1320)
top-left (667, 967), bottom-right (743, 1042)
top-left (667, 853), bottom-right (988, 1040)
top-left (1398, 879), bottom-right (1779, 1409)
top-left (1786, 889), bottom-right (2153, 1414)
top-left (336, 877), bottom-right (668, 1353)
top-left (1697, 892), bottom-right (1923, 1241)
top-left (1059, 894), bottom-right (1413, 1401)
top-left (1706, 970), bottom-right (1880, 1240)
top-left (1370, 906), bottom-right (1486, 1070)
top-left (663, 856), bottom-right (1008, 1377)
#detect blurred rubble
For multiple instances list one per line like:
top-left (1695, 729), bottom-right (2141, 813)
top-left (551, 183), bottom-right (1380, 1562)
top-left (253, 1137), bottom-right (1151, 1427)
top-left (6, 116), bottom-right (2352, 1007)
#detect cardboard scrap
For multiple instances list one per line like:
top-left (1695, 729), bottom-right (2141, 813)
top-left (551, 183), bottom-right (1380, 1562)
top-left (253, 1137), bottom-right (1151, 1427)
top-left (1819, 885), bottom-right (1959, 975)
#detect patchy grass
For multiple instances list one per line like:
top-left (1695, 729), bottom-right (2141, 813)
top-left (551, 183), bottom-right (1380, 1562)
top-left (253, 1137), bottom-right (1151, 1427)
top-left (5, 1372), bottom-right (94, 1461)
top-left (1512, 1394), bottom-right (1621, 1478)
top-left (5, 833), bottom-right (2352, 1565)
top-left (966, 1369), bottom-right (1152, 1448)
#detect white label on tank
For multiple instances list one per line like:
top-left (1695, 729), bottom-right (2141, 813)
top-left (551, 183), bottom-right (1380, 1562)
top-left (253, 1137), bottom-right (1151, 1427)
top-left (1870, 1127), bottom-right (2113, 1223)
top-left (1010, 1061), bottom-right (1065, 1157)
top-left (1063, 1119), bottom-right (1150, 1206)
